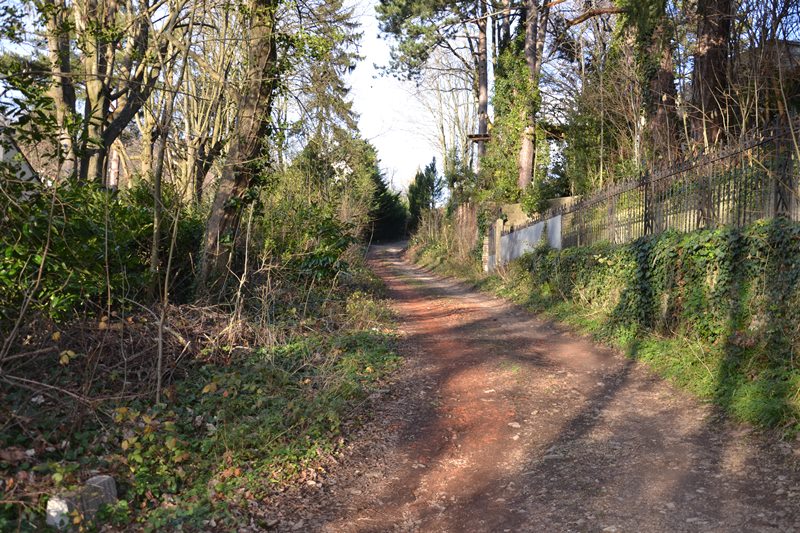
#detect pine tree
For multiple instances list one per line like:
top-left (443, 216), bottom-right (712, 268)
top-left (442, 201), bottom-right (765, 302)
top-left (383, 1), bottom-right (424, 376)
top-left (407, 158), bottom-right (443, 233)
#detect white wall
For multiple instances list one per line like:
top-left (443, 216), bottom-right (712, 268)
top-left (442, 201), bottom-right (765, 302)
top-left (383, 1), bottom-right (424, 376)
top-left (496, 214), bottom-right (562, 268)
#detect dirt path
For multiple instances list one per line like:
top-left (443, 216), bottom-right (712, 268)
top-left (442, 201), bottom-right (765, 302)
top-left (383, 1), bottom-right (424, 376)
top-left (279, 244), bottom-right (800, 532)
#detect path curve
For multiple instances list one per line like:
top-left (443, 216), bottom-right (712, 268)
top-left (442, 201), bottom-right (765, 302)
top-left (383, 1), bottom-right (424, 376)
top-left (291, 244), bottom-right (800, 532)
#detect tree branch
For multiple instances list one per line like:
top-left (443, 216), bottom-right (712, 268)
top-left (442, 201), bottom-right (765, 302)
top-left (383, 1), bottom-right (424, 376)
top-left (567, 7), bottom-right (625, 27)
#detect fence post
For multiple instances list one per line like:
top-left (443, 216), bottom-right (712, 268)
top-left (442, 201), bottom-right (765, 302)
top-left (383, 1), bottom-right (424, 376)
top-left (608, 192), bottom-right (617, 243)
top-left (642, 171), bottom-right (654, 236)
top-left (698, 163), bottom-right (714, 229)
top-left (482, 218), bottom-right (504, 272)
top-left (774, 135), bottom-right (796, 219)
top-left (482, 233), bottom-right (490, 272)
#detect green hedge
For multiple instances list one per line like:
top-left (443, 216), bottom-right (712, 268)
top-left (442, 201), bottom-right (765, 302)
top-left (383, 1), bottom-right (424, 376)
top-left (503, 218), bottom-right (800, 434)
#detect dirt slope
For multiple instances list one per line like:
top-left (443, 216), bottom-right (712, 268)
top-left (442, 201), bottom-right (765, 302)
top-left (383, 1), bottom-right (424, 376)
top-left (277, 244), bottom-right (800, 533)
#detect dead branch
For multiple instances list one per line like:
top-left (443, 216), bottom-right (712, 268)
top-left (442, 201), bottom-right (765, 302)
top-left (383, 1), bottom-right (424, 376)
top-left (567, 7), bottom-right (625, 27)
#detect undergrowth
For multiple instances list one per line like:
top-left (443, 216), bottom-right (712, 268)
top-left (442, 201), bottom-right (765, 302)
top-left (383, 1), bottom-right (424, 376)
top-left (103, 328), bottom-right (399, 531)
top-left (0, 254), bottom-right (401, 531)
top-left (414, 218), bottom-right (800, 437)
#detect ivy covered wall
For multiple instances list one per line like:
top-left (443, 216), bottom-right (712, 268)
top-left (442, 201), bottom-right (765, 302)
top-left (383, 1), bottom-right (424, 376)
top-left (499, 218), bottom-right (800, 433)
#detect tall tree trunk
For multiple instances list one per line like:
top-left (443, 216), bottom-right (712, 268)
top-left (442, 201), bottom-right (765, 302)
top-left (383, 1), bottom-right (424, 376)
top-left (79, 71), bottom-right (110, 182)
top-left (184, 138), bottom-right (199, 198)
top-left (501, 0), bottom-right (512, 51)
top-left (107, 146), bottom-right (120, 188)
top-left (44, 0), bottom-right (77, 180)
top-left (517, 0), bottom-right (549, 190)
top-left (691, 0), bottom-right (732, 150)
top-left (188, 137), bottom-right (225, 205)
top-left (646, 23), bottom-right (680, 166)
top-left (476, 1), bottom-right (489, 164)
top-left (76, 0), bottom-right (112, 183)
top-left (198, 0), bottom-right (280, 293)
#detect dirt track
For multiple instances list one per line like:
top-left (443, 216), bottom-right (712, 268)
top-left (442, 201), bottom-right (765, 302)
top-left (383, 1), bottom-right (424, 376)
top-left (283, 244), bottom-right (800, 532)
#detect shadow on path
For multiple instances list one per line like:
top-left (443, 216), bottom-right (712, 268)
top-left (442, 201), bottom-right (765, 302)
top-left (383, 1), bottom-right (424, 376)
top-left (312, 244), bottom-right (800, 533)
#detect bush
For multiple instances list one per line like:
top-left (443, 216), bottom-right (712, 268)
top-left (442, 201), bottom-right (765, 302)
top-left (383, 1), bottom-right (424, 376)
top-left (259, 200), bottom-right (356, 284)
top-left (0, 180), bottom-right (202, 329)
top-left (0, 177), bottom-right (402, 528)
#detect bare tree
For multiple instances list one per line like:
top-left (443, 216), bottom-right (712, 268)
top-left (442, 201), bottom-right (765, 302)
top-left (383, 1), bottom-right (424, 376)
top-left (376, 0), bottom-right (492, 171)
top-left (178, 2), bottom-right (240, 203)
top-left (199, 0), bottom-right (281, 291)
top-left (37, 0), bottom-right (189, 183)
top-left (415, 51), bottom-right (477, 171)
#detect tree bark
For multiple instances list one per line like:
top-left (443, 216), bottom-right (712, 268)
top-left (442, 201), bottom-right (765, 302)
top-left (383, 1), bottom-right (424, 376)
top-left (567, 7), bottom-right (624, 27)
top-left (75, 0), bottom-right (113, 183)
top-left (517, 0), bottom-right (549, 190)
top-left (140, 112), bottom-right (155, 177)
top-left (198, 0), bottom-right (280, 293)
top-left (691, 0), bottom-right (732, 150)
top-left (501, 0), bottom-right (512, 51)
top-left (44, 0), bottom-right (77, 180)
top-left (193, 139), bottom-right (225, 204)
top-left (476, 1), bottom-right (489, 163)
top-left (646, 23), bottom-right (680, 166)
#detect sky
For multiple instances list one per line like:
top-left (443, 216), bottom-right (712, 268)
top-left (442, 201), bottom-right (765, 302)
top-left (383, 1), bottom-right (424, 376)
top-left (347, 0), bottom-right (439, 192)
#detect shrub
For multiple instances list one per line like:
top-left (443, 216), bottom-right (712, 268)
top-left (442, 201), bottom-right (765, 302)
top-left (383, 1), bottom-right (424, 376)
top-left (0, 180), bottom-right (202, 329)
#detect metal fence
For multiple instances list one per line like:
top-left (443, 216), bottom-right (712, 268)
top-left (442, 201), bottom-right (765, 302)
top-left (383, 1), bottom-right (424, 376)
top-left (513, 118), bottom-right (800, 248)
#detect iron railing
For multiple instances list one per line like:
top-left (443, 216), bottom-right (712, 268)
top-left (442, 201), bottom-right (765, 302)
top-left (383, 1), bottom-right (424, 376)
top-left (510, 118), bottom-right (800, 248)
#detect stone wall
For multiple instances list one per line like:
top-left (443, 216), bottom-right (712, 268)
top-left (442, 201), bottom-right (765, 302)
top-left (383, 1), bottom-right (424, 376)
top-left (499, 215), bottom-right (562, 266)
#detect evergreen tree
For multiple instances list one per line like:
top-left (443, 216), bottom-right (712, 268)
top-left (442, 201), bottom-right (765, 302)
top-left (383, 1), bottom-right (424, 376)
top-left (369, 170), bottom-right (408, 242)
top-left (407, 158), bottom-right (443, 233)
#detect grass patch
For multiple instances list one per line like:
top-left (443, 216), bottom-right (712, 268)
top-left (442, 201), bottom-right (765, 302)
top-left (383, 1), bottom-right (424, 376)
top-left (109, 330), bottom-right (400, 530)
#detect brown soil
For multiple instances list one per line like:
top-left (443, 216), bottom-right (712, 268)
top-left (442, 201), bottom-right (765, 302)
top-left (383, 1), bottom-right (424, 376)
top-left (272, 244), bottom-right (800, 533)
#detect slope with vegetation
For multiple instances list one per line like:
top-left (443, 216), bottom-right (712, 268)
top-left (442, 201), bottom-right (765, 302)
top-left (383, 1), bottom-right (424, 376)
top-left (0, 0), bottom-right (407, 529)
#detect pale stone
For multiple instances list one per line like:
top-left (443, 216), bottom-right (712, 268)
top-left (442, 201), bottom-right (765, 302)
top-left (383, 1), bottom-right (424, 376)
top-left (45, 496), bottom-right (72, 529)
top-left (45, 475), bottom-right (117, 529)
